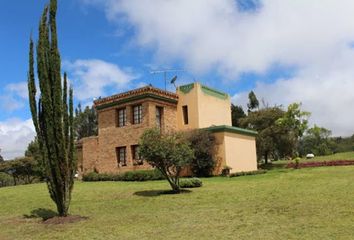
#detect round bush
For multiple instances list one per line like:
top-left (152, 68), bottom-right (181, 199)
top-left (179, 178), bottom-right (203, 188)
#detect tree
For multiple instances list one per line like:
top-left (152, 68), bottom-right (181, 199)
top-left (0, 149), bottom-right (4, 163)
top-left (187, 129), bottom-right (216, 177)
top-left (27, 0), bottom-right (75, 217)
top-left (247, 91), bottom-right (259, 112)
top-left (276, 103), bottom-right (310, 156)
top-left (299, 125), bottom-right (336, 156)
top-left (231, 104), bottom-right (246, 127)
top-left (25, 138), bottom-right (44, 178)
top-left (74, 104), bottom-right (98, 140)
top-left (239, 107), bottom-right (286, 163)
top-left (0, 157), bottom-right (41, 185)
top-left (139, 129), bottom-right (194, 193)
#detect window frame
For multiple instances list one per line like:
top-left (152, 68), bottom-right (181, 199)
top-left (132, 145), bottom-right (143, 165)
top-left (156, 106), bottom-right (163, 128)
top-left (182, 105), bottom-right (189, 125)
top-left (132, 104), bottom-right (143, 124)
top-left (117, 107), bottom-right (127, 127)
top-left (116, 146), bottom-right (127, 167)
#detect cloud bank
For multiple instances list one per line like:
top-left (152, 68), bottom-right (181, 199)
top-left (64, 59), bottom-right (137, 101)
top-left (82, 0), bottom-right (354, 136)
top-left (0, 118), bottom-right (35, 160)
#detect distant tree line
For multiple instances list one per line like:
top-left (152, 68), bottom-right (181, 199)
top-left (231, 91), bottom-right (354, 163)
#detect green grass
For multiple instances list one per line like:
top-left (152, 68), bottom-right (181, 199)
top-left (1, 166), bottom-right (354, 239)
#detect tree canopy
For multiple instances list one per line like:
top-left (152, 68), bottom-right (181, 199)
top-left (74, 104), bottom-right (98, 140)
top-left (139, 128), bottom-right (194, 193)
top-left (27, 0), bottom-right (75, 217)
top-left (231, 104), bottom-right (246, 127)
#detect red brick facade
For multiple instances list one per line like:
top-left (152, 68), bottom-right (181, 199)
top-left (77, 86), bottom-right (178, 175)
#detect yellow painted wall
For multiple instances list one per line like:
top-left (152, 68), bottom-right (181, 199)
top-left (176, 83), bottom-right (200, 130)
top-left (212, 131), bottom-right (257, 174)
top-left (223, 132), bottom-right (258, 173)
top-left (177, 82), bottom-right (231, 130)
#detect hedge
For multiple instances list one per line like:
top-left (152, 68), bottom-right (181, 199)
top-left (179, 178), bottom-right (203, 188)
top-left (229, 169), bottom-right (267, 178)
top-left (82, 169), bottom-right (165, 182)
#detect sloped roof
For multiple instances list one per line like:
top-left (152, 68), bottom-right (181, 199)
top-left (94, 85), bottom-right (178, 110)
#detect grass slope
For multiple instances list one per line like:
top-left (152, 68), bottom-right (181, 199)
top-left (1, 166), bottom-right (354, 239)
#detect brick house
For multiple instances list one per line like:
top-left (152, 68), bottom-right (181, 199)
top-left (77, 82), bottom-right (258, 176)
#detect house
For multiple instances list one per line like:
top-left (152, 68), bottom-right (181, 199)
top-left (76, 82), bottom-right (258, 176)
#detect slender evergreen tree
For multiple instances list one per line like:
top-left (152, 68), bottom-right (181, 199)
top-left (28, 0), bottom-right (75, 217)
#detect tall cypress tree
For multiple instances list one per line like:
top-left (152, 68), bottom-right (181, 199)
top-left (28, 0), bottom-right (75, 217)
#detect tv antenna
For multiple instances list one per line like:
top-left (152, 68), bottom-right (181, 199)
top-left (150, 69), bottom-right (184, 90)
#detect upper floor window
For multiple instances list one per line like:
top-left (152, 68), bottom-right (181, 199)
top-left (182, 105), bottom-right (189, 125)
top-left (116, 147), bottom-right (127, 167)
top-left (133, 104), bottom-right (142, 124)
top-left (156, 106), bottom-right (163, 128)
top-left (132, 145), bottom-right (143, 165)
top-left (117, 108), bottom-right (126, 127)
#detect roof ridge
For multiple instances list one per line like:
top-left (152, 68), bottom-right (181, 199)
top-left (94, 85), bottom-right (178, 106)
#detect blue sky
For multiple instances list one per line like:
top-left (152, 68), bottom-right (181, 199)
top-left (1, 0), bottom-right (354, 159)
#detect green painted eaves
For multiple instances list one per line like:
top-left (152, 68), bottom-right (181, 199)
top-left (179, 83), bottom-right (194, 94)
top-left (95, 93), bottom-right (178, 110)
top-left (205, 125), bottom-right (258, 137)
top-left (200, 84), bottom-right (228, 100)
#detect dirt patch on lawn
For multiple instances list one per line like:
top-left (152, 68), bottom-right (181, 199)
top-left (43, 215), bottom-right (88, 225)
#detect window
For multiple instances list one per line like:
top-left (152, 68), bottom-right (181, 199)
top-left (156, 106), bottom-right (163, 128)
top-left (116, 147), bottom-right (127, 167)
top-left (117, 108), bottom-right (126, 127)
top-left (133, 104), bottom-right (142, 124)
top-left (132, 145), bottom-right (143, 165)
top-left (182, 105), bottom-right (189, 125)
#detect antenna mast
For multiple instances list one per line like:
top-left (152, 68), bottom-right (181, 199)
top-left (150, 69), bottom-right (184, 90)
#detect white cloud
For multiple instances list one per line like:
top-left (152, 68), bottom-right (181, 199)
top-left (0, 118), bottom-right (35, 160)
top-left (82, 0), bottom-right (354, 136)
top-left (63, 59), bottom-right (137, 101)
top-left (0, 82), bottom-right (28, 112)
top-left (5, 82), bottom-right (28, 99)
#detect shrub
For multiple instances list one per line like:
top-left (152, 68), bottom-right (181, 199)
top-left (229, 169), bottom-right (267, 178)
top-left (139, 128), bottom-right (194, 193)
top-left (293, 157), bottom-right (301, 169)
top-left (187, 129), bottom-right (216, 177)
top-left (221, 165), bottom-right (232, 176)
top-left (179, 178), bottom-right (203, 188)
top-left (82, 169), bottom-right (164, 182)
top-left (0, 172), bottom-right (13, 187)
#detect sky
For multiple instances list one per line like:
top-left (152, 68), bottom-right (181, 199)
top-left (1, 0), bottom-right (354, 159)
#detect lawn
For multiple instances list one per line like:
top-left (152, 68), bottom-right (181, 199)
top-left (1, 166), bottom-right (354, 240)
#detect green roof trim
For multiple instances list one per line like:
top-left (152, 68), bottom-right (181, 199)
top-left (179, 83), bottom-right (194, 94)
top-left (95, 93), bottom-right (178, 110)
top-left (200, 84), bottom-right (228, 100)
top-left (205, 125), bottom-right (258, 137)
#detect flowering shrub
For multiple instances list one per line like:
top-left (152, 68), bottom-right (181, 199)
top-left (287, 160), bottom-right (354, 169)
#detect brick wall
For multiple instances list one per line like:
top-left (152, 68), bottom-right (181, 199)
top-left (79, 97), bottom-right (177, 174)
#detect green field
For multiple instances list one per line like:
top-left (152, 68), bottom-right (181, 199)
top-left (1, 165), bottom-right (354, 239)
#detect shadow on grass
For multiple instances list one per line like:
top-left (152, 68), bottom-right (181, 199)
top-left (23, 208), bottom-right (57, 220)
top-left (134, 189), bottom-right (192, 197)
